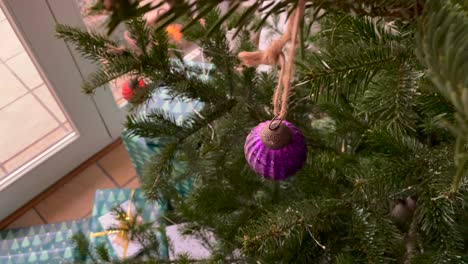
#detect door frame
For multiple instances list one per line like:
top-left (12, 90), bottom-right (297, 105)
top-left (46, 0), bottom-right (126, 138)
top-left (0, 0), bottom-right (123, 219)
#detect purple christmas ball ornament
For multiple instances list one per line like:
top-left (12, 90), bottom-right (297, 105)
top-left (244, 120), bottom-right (307, 180)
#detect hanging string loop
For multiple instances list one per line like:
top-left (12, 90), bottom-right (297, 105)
top-left (238, 0), bottom-right (305, 120)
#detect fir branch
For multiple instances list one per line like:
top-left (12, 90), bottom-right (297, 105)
top-left (240, 199), bottom-right (345, 259)
top-left (181, 99), bottom-right (237, 142)
top-left (417, 192), bottom-right (465, 261)
top-left (94, 243), bottom-right (111, 262)
top-left (185, 10), bottom-right (239, 97)
top-left (320, 101), bottom-right (368, 143)
top-left (244, 71), bottom-right (276, 111)
top-left (416, 0), bottom-right (468, 192)
top-left (55, 24), bottom-right (121, 62)
top-left (141, 99), bottom-right (236, 202)
top-left (242, 216), bottom-right (306, 251)
top-left (359, 62), bottom-right (422, 136)
top-left (298, 41), bottom-right (405, 102)
top-left (141, 141), bottom-right (179, 201)
top-left (161, 70), bottom-right (226, 104)
top-left (361, 128), bottom-right (425, 157)
top-left (126, 109), bottom-right (182, 139)
top-left (415, 79), bottom-right (455, 119)
top-left (71, 207), bottom-right (163, 263)
top-left (309, 0), bottom-right (422, 20)
top-left (125, 17), bottom-right (151, 57)
top-left (81, 55), bottom-right (141, 94)
top-left (317, 14), bottom-right (405, 46)
top-left (71, 232), bottom-right (97, 263)
top-left (351, 206), bottom-right (403, 263)
top-left (148, 28), bottom-right (170, 69)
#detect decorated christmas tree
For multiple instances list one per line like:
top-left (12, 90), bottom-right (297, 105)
top-left (57, 0), bottom-right (468, 262)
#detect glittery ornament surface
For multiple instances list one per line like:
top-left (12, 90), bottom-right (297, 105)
top-left (244, 120), bottom-right (307, 180)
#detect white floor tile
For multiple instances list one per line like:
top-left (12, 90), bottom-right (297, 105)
top-left (0, 94), bottom-right (59, 162)
top-left (33, 84), bottom-right (67, 123)
top-left (6, 51), bottom-right (43, 89)
top-left (0, 63), bottom-right (28, 108)
top-left (0, 7), bottom-right (5, 21)
top-left (0, 20), bottom-right (23, 61)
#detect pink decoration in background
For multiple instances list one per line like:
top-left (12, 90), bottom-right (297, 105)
top-left (141, 0), bottom-right (170, 26)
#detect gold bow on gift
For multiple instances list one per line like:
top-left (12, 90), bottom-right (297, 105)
top-left (90, 189), bottom-right (142, 259)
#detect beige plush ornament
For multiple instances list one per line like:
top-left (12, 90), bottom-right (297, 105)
top-left (390, 196), bottom-right (417, 231)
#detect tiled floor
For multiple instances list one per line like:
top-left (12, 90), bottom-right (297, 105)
top-left (0, 6), bottom-right (125, 178)
top-left (0, 8), bottom-right (72, 177)
top-left (6, 142), bottom-right (140, 229)
top-left (2, 1), bottom-right (199, 229)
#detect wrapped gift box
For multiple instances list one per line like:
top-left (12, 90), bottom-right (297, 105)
top-left (122, 75), bottom-right (213, 200)
top-left (142, 88), bottom-right (204, 126)
top-left (165, 223), bottom-right (216, 260)
top-left (122, 58), bottom-right (213, 166)
top-left (122, 134), bottom-right (193, 200)
top-left (122, 133), bottom-right (158, 180)
top-left (0, 219), bottom-right (93, 263)
top-left (123, 59), bottom-right (212, 168)
top-left (95, 200), bottom-right (145, 259)
top-left (89, 188), bottom-right (169, 260)
top-left (123, 81), bottom-right (204, 178)
top-left (164, 223), bottom-right (243, 262)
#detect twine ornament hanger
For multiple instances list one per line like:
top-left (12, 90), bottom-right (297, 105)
top-left (238, 0), bottom-right (305, 121)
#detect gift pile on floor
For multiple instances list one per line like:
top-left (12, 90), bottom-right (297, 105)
top-left (0, 187), bottom-right (216, 263)
top-left (0, 219), bottom-right (93, 263)
top-left (0, 84), bottom-right (213, 263)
